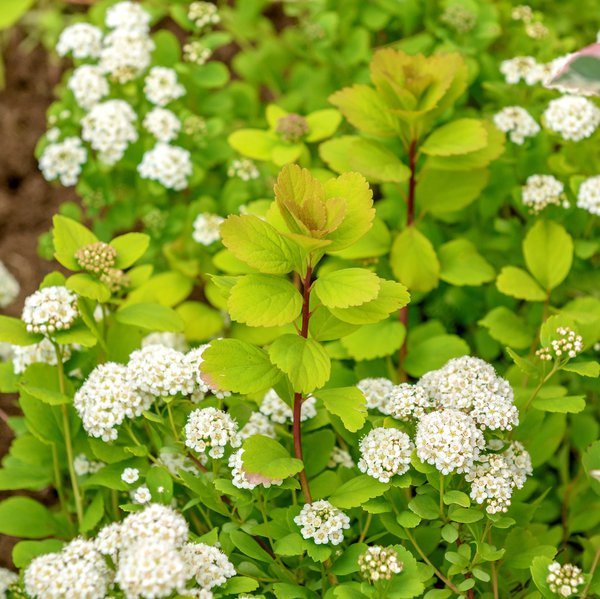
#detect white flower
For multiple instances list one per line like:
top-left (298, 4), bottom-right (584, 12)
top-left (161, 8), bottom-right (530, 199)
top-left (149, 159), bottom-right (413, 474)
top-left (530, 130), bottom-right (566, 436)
top-left (184, 407), bottom-right (241, 458)
top-left (493, 106), bottom-right (540, 144)
top-left (105, 1), bottom-right (151, 33)
top-left (546, 562), bottom-right (585, 597)
top-left (192, 213), bottom-right (224, 245)
top-left (142, 331), bottom-right (188, 352)
top-left (56, 23), bottom-right (102, 59)
top-left (294, 500), bottom-right (350, 545)
top-left (24, 538), bottom-right (111, 599)
top-left (144, 67), bottom-right (185, 106)
top-left (81, 99), bottom-right (138, 165)
top-left (121, 467), bottom-right (140, 484)
top-left (68, 65), bottom-right (109, 110)
top-left (95, 522), bottom-right (122, 559)
top-left (543, 95), bottom-right (600, 141)
top-left (358, 427), bottom-right (413, 483)
top-left (143, 107), bottom-right (182, 142)
top-left (132, 485), bottom-right (152, 504)
top-left (577, 175), bottom-right (600, 215)
top-left (383, 383), bottom-right (432, 420)
top-left (328, 446), bottom-right (354, 469)
top-left (22, 286), bottom-right (78, 334)
top-left (357, 377), bottom-right (394, 411)
top-left (138, 143), bottom-right (192, 190)
top-left (521, 174), bottom-right (565, 213)
top-left (183, 41), bottom-right (212, 65)
top-left (127, 344), bottom-right (194, 397)
top-left (181, 542), bottom-right (235, 589)
top-left (0, 567), bottom-right (18, 597)
top-left (227, 158), bottom-right (259, 181)
top-left (500, 56), bottom-right (539, 85)
top-left (259, 388), bottom-right (317, 423)
top-left (73, 453), bottom-right (104, 476)
top-left (100, 29), bottom-right (154, 83)
top-left (188, 1), bottom-right (220, 29)
top-left (0, 260), bottom-right (19, 308)
top-left (120, 503), bottom-right (189, 548)
top-left (416, 410), bottom-right (484, 475)
top-left (358, 546), bottom-right (403, 582)
top-left (39, 137), bottom-right (87, 186)
top-left (239, 411), bottom-right (276, 440)
top-left (229, 448), bottom-right (283, 489)
top-left (12, 338), bottom-right (72, 374)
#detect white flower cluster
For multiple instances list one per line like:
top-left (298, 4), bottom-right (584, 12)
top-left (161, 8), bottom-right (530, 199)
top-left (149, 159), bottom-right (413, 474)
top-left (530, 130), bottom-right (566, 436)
top-left (357, 377), bottom-right (394, 411)
top-left (294, 500), bottom-right (350, 545)
top-left (142, 331), bottom-right (188, 352)
top-left (100, 28), bottom-right (155, 84)
top-left (229, 448), bottom-right (283, 489)
top-left (184, 41), bottom-right (212, 65)
top-left (328, 446), bottom-right (354, 469)
top-left (192, 213), bottom-right (225, 245)
top-left (418, 356), bottom-right (519, 431)
top-left (500, 55), bottom-right (567, 86)
top-left (0, 567), bottom-right (17, 598)
top-left (73, 453), bottom-right (104, 476)
top-left (188, 1), bottom-right (221, 30)
top-left (22, 286), bottom-right (78, 334)
top-left (358, 427), bottom-right (413, 483)
top-left (493, 106), bottom-right (540, 144)
top-left (68, 65), bottom-right (109, 110)
top-left (439, 4), bottom-right (476, 33)
top-left (56, 23), bottom-right (103, 59)
top-left (521, 174), bottom-right (565, 213)
top-left (382, 383), bottom-right (431, 420)
top-left (39, 136), bottom-right (87, 186)
top-left (543, 95), bottom-right (600, 141)
top-left (143, 107), bottom-right (182, 142)
top-left (181, 542), bottom-right (235, 589)
top-left (466, 441), bottom-right (532, 513)
top-left (159, 448), bottom-right (202, 476)
top-left (239, 411), bottom-right (276, 440)
top-left (416, 409), bottom-right (485, 475)
top-left (144, 67), bottom-right (185, 107)
top-left (577, 175), bottom-right (600, 215)
top-left (228, 158), bottom-right (260, 181)
top-left (81, 99), bottom-right (138, 165)
top-left (358, 546), bottom-right (403, 582)
top-left (0, 260), bottom-right (19, 308)
top-left (12, 338), bottom-right (72, 374)
top-left (138, 142), bottom-right (192, 190)
top-left (259, 388), bottom-right (317, 423)
top-left (74, 362), bottom-right (152, 441)
top-left (105, 1), bottom-right (151, 31)
top-left (184, 407), bottom-right (242, 458)
top-left (536, 327), bottom-right (583, 361)
top-left (546, 562), bottom-right (585, 597)
top-left (24, 538), bottom-right (111, 599)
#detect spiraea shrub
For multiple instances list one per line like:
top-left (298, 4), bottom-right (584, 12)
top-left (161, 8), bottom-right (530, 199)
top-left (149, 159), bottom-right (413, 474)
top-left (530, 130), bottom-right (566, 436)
top-left (0, 1), bottom-right (599, 598)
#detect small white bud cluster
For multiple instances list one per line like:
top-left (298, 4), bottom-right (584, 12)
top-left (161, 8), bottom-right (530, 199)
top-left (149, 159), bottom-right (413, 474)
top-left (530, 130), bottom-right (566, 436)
top-left (184, 406), bottom-right (242, 458)
top-left (259, 388), bottom-right (317, 424)
top-left (143, 107), bottom-right (182, 143)
top-left (75, 241), bottom-right (117, 274)
top-left (439, 4), bottom-right (477, 33)
top-left (56, 23), bottom-right (103, 59)
top-left (382, 383), bottom-right (432, 420)
top-left (229, 448), bottom-right (283, 489)
top-left (228, 158), bottom-right (260, 180)
top-left (537, 327), bottom-right (583, 361)
top-left (192, 213), bottom-right (225, 245)
top-left (184, 41), bottom-right (212, 65)
top-left (358, 427), bottom-right (413, 483)
top-left (358, 545), bottom-right (403, 582)
top-left (328, 446), bottom-right (354, 469)
top-left (144, 67), bottom-right (185, 107)
top-left (12, 339), bottom-right (72, 374)
top-left (493, 106), bottom-right (541, 144)
top-left (24, 538), bottom-right (112, 599)
top-left (511, 5), bottom-right (533, 22)
top-left (546, 562), bottom-right (585, 597)
top-left (357, 377), bottom-right (394, 411)
top-left (239, 412), bottom-right (276, 440)
top-left (68, 65), bottom-right (109, 110)
top-left (577, 175), bottom-right (600, 216)
top-left (188, 2), bottom-right (221, 30)
top-left (138, 142), bottom-right (193, 190)
top-left (181, 542), bottom-right (236, 589)
top-left (294, 500), bottom-right (350, 545)
top-left (73, 453), bottom-right (104, 476)
top-left (0, 260), bottom-right (19, 308)
top-left (521, 174), bottom-right (565, 213)
top-left (525, 21), bottom-right (549, 39)
top-left (142, 331), bottom-right (188, 352)
top-left (22, 286), bottom-right (79, 334)
top-left (543, 95), bottom-right (600, 142)
top-left (0, 567), bottom-right (18, 597)
top-left (39, 136), bottom-right (87, 186)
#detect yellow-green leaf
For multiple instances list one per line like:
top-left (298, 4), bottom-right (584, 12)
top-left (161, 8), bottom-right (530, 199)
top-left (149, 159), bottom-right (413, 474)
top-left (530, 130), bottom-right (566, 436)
top-left (390, 227), bottom-right (439, 292)
top-left (313, 268), bottom-right (380, 308)
top-left (496, 267), bottom-right (547, 301)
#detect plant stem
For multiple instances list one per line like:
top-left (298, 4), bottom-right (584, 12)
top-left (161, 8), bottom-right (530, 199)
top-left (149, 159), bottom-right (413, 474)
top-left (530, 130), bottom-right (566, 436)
top-left (439, 473), bottom-right (445, 521)
top-left (167, 403), bottom-right (180, 442)
top-left (51, 443), bottom-right (72, 528)
top-left (359, 512), bottom-right (373, 544)
top-left (523, 364), bottom-right (559, 412)
top-left (293, 264), bottom-right (313, 504)
top-left (582, 543), bottom-right (600, 598)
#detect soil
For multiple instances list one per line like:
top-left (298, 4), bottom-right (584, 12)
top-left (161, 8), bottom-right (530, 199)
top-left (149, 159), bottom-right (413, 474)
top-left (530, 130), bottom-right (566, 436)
top-left (0, 30), bottom-right (76, 569)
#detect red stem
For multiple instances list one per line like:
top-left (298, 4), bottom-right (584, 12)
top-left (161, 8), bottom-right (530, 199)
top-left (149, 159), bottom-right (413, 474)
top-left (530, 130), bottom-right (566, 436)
top-left (293, 264), bottom-right (313, 504)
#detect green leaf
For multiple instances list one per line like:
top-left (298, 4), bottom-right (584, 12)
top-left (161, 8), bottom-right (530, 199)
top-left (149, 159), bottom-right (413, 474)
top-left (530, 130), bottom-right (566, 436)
top-left (175, 302), bottom-right (223, 341)
top-left (441, 524), bottom-right (459, 543)
top-left (506, 348), bottom-right (538, 378)
top-left (530, 556), bottom-right (555, 599)
top-left (110, 233), bottom-right (150, 269)
top-left (331, 543), bottom-right (368, 575)
top-left (390, 227), bottom-right (439, 292)
top-left (313, 387), bottom-right (367, 432)
top-left (230, 529), bottom-right (273, 563)
top-left (221, 215), bottom-right (303, 275)
top-left (523, 220), bottom-right (573, 291)
top-left (275, 533), bottom-right (306, 556)
top-left (268, 335), bottom-right (331, 394)
top-left (562, 361), bottom-right (600, 377)
top-left (421, 119), bottom-right (488, 156)
top-left (397, 511), bottom-right (421, 528)
top-left (241, 435), bottom-right (304, 480)
top-left (228, 274), bottom-right (302, 327)
top-left (190, 61), bottom-right (229, 87)
top-left (496, 267), bottom-right (547, 301)
top-left (201, 339), bottom-right (282, 394)
top-left (448, 507), bottom-right (484, 523)
top-left (329, 474), bottom-right (389, 509)
top-left (438, 239), bottom-right (495, 286)
top-left (531, 395), bottom-right (586, 413)
top-left (52, 215), bottom-right (97, 270)
top-left (408, 494), bottom-right (438, 519)
top-left (0, 0), bottom-right (34, 29)
top-left (583, 440), bottom-right (600, 497)
top-left (80, 493), bottom-right (104, 533)
top-left (221, 576), bottom-right (260, 594)
top-left (228, 129), bottom-right (277, 161)
top-left (66, 273), bottom-right (111, 302)
top-left (386, 545), bottom-right (426, 598)
top-left (0, 497), bottom-right (58, 538)
top-left (0, 315), bottom-right (42, 346)
top-left (403, 334), bottom-right (469, 377)
top-left (329, 280), bottom-right (410, 325)
top-left (146, 466), bottom-right (174, 503)
top-left (12, 539), bottom-right (64, 569)
top-left (125, 271), bottom-right (193, 307)
top-left (340, 320), bottom-right (405, 360)
top-left (417, 168), bottom-right (489, 214)
top-left (305, 109), bottom-right (342, 142)
top-left (313, 269), bottom-right (380, 308)
top-left (116, 303), bottom-right (184, 332)
top-left (479, 307), bottom-right (534, 350)
top-left (54, 321), bottom-right (97, 347)
top-left (443, 490), bottom-right (471, 508)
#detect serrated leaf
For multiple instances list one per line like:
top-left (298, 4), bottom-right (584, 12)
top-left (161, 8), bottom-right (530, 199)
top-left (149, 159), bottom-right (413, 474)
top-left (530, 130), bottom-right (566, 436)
top-left (329, 474), bottom-right (389, 508)
top-left (313, 387), bottom-right (367, 432)
top-left (242, 435), bottom-right (304, 480)
top-left (390, 227), bottom-right (439, 292)
top-left (496, 267), bottom-right (547, 301)
top-left (313, 269), bottom-right (380, 308)
top-left (421, 119), bottom-right (488, 156)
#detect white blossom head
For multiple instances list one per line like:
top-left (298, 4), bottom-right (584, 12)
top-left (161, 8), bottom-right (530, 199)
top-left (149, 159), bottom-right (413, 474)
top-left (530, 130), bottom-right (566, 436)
top-left (188, 1), bottom-right (221, 29)
top-left (259, 388), bottom-right (317, 423)
top-left (358, 545), bottom-right (403, 582)
top-left (328, 446), bottom-right (355, 469)
top-left (0, 566), bottom-right (18, 596)
top-left (357, 377), bottom-right (394, 411)
top-left (358, 427), bottom-right (413, 483)
top-left (105, 1), bottom-right (151, 33)
top-left (577, 175), bottom-right (600, 216)
top-left (14, 339), bottom-right (67, 376)
top-left (239, 411), bottom-right (277, 440)
top-left (500, 56), bottom-right (539, 85)
top-left (22, 285), bottom-right (78, 334)
top-left (68, 65), bottom-right (109, 110)
top-left (192, 213), bottom-right (225, 245)
top-left (39, 137), bottom-right (87, 186)
top-left (493, 106), bottom-right (541, 144)
top-left (384, 383), bottom-right (432, 420)
top-left (294, 500), bottom-right (350, 545)
top-left (138, 143), bottom-right (192, 190)
top-left (181, 542), bottom-right (235, 589)
top-left (543, 95), bottom-right (600, 141)
top-left (546, 562), bottom-right (585, 597)
top-left (521, 174), bottom-right (565, 213)
top-left (144, 67), bottom-right (185, 106)
top-left (100, 29), bottom-right (154, 83)
top-left (56, 23), bottom-right (103, 59)
top-left (184, 407), bottom-right (241, 458)
top-left (143, 107), bottom-right (182, 143)
top-left (0, 261), bottom-right (19, 308)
